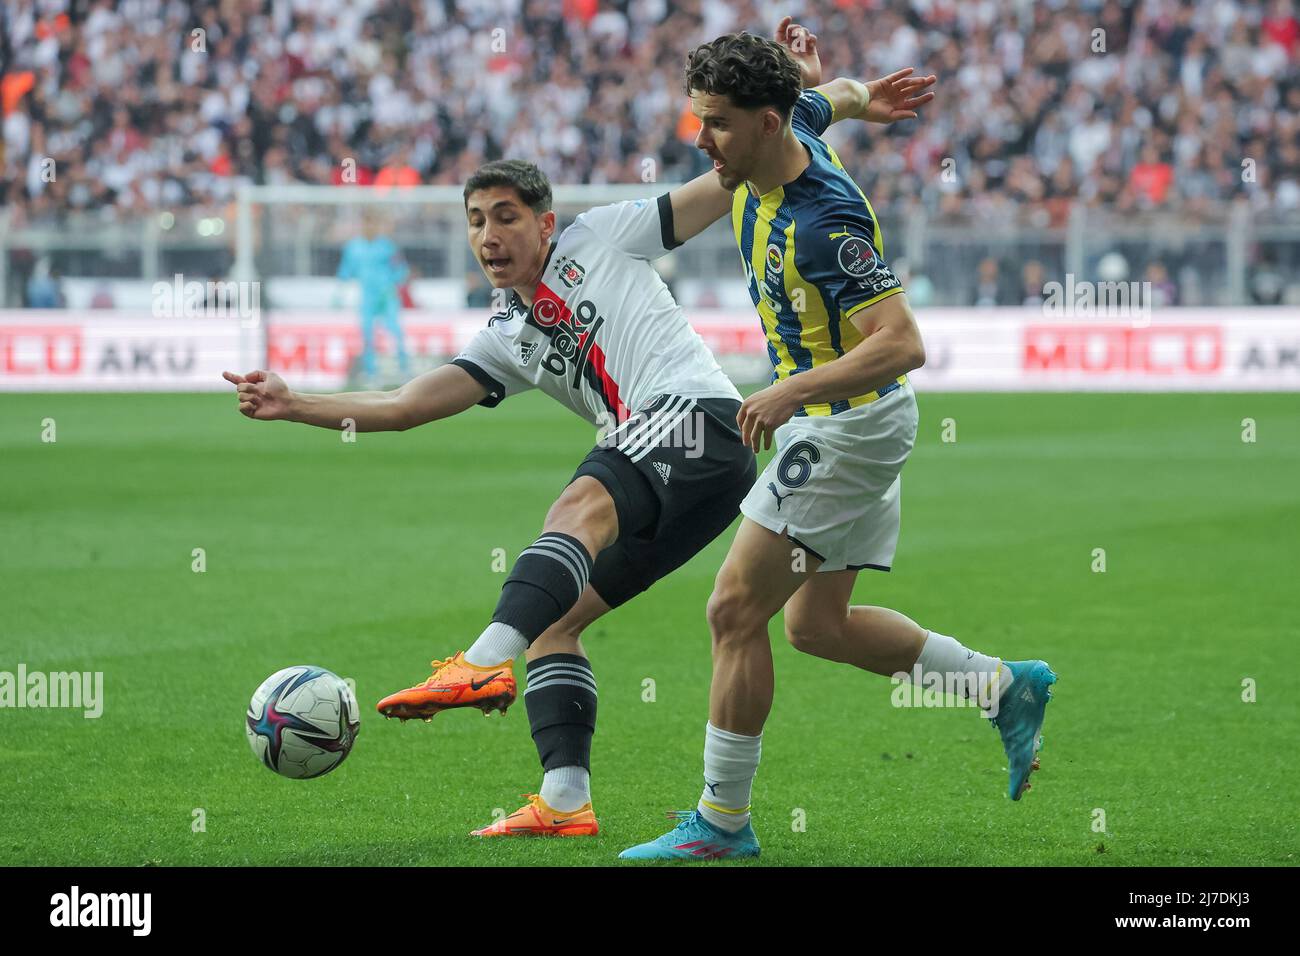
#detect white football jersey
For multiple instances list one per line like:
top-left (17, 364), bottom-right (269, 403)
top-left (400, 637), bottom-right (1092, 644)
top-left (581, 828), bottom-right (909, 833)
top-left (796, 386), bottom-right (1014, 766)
top-left (453, 196), bottom-right (741, 428)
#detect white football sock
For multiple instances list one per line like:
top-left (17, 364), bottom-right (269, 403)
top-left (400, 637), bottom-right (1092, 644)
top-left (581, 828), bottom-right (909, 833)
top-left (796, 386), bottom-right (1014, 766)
top-left (464, 621), bottom-right (527, 666)
top-left (697, 722), bottom-right (761, 833)
top-left (912, 630), bottom-right (1012, 706)
top-left (539, 765), bottom-right (591, 812)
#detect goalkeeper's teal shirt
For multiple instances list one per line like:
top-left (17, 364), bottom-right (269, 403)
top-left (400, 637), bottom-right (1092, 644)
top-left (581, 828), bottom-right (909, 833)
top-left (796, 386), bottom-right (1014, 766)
top-left (337, 236), bottom-right (408, 311)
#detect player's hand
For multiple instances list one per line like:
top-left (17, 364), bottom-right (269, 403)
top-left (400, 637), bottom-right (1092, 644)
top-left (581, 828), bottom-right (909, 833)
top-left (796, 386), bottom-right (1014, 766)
top-left (863, 68), bottom-right (936, 124)
top-left (737, 381), bottom-right (802, 453)
top-left (221, 369), bottom-right (293, 420)
top-left (775, 16), bottom-right (821, 89)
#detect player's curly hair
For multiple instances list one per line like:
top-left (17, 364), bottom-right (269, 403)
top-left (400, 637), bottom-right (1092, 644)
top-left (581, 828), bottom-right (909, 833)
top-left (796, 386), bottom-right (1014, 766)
top-left (463, 159), bottom-right (552, 214)
top-left (685, 32), bottom-right (802, 117)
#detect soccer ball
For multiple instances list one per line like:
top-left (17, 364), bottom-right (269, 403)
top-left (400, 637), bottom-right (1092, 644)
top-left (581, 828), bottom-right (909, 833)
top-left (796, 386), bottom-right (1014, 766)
top-left (245, 665), bottom-right (360, 779)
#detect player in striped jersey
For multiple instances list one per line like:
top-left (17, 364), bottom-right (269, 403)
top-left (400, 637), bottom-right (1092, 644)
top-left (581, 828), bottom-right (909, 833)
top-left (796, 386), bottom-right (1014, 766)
top-left (622, 20), bottom-right (1057, 861)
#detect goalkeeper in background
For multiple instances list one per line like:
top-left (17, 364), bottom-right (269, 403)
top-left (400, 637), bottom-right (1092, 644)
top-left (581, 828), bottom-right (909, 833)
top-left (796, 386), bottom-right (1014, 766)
top-left (335, 212), bottom-right (411, 386)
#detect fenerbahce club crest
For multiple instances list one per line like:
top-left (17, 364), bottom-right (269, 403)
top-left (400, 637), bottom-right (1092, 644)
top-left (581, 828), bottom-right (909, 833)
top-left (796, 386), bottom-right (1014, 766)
top-left (766, 243), bottom-right (783, 273)
top-left (830, 227), bottom-right (882, 278)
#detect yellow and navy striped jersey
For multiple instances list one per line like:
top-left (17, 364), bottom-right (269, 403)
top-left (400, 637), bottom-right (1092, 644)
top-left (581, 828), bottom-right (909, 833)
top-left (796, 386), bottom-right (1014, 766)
top-left (732, 88), bottom-right (906, 416)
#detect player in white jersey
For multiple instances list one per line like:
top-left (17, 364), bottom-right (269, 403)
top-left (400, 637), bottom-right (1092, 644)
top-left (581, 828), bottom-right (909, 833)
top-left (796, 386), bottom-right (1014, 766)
top-left (450, 198), bottom-right (740, 426)
top-left (222, 159), bottom-right (750, 838)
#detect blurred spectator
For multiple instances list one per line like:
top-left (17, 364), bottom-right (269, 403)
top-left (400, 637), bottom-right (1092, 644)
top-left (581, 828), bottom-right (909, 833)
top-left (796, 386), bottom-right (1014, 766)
top-left (1249, 252), bottom-right (1287, 304)
top-left (971, 257), bottom-right (1010, 307)
top-left (25, 258), bottom-right (64, 307)
top-left (1144, 261), bottom-right (1179, 307)
top-left (1263, 0), bottom-right (1300, 56)
top-left (89, 282), bottom-right (116, 308)
top-left (892, 257), bottom-right (935, 308)
top-left (1020, 260), bottom-right (1048, 306)
top-left (0, 0), bottom-right (1296, 230)
top-left (375, 146), bottom-right (421, 189)
top-left (1130, 146), bottom-right (1175, 207)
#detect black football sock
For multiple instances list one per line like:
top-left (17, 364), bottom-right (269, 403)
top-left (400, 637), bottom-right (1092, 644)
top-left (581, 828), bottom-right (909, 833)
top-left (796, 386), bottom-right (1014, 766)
top-left (527, 653), bottom-right (598, 811)
top-left (465, 532), bottom-right (594, 665)
top-left (493, 532), bottom-right (593, 642)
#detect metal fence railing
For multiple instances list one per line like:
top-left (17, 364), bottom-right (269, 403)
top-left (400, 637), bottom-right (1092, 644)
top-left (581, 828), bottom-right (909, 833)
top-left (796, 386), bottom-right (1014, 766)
top-left (3, 194), bottom-right (1297, 309)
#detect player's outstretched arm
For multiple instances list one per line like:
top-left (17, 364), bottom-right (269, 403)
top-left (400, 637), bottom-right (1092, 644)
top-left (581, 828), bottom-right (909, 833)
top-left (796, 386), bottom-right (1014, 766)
top-left (666, 170), bottom-right (735, 245)
top-left (773, 16), bottom-right (935, 125)
top-left (221, 364), bottom-right (488, 432)
top-left (735, 293), bottom-right (925, 451)
top-left (819, 69), bottom-right (936, 126)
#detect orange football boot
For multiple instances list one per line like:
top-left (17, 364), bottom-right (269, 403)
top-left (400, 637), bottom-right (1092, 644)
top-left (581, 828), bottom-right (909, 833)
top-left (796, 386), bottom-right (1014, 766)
top-left (376, 652), bottom-right (516, 720)
top-left (471, 793), bottom-right (599, 837)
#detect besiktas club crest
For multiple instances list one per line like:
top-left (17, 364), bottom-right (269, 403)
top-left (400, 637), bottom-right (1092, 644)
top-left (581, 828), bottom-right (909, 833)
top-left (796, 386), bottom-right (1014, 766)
top-left (556, 255), bottom-right (586, 289)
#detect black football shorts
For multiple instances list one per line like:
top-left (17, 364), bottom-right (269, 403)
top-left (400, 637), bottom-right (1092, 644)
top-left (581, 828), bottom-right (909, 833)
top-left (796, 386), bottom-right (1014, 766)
top-left (571, 394), bottom-right (756, 608)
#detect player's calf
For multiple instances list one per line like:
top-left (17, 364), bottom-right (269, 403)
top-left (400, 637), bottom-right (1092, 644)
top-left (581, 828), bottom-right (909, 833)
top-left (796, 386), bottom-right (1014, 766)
top-left (784, 602), bottom-right (928, 676)
top-left (704, 575), bottom-right (778, 728)
top-left (783, 616), bottom-right (844, 658)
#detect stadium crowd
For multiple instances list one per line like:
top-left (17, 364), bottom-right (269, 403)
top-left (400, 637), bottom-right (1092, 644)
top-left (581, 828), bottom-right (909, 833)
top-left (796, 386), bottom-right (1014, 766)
top-left (1, 0), bottom-right (1297, 305)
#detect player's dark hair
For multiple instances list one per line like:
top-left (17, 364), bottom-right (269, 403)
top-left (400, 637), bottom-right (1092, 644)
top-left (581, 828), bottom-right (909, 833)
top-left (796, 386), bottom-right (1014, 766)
top-left (463, 160), bottom-right (553, 214)
top-left (685, 32), bottom-right (802, 118)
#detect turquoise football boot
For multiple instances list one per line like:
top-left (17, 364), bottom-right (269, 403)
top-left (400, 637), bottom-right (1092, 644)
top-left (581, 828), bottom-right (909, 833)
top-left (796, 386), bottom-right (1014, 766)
top-left (619, 810), bottom-right (761, 861)
top-left (989, 659), bottom-right (1058, 800)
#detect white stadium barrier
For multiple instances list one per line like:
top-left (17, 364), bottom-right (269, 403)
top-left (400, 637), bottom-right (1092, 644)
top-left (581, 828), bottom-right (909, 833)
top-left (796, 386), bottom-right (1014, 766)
top-left (1, 307), bottom-right (1297, 392)
top-left (0, 310), bottom-right (252, 392)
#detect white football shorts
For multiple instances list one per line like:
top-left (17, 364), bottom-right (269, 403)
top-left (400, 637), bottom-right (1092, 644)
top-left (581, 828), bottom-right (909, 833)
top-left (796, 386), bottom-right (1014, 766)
top-left (740, 381), bottom-right (919, 572)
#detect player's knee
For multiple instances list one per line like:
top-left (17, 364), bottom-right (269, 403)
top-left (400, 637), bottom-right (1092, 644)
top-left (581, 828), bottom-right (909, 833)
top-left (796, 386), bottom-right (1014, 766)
top-left (783, 612), bottom-right (841, 655)
top-left (706, 577), bottom-right (766, 644)
top-left (544, 478), bottom-right (618, 547)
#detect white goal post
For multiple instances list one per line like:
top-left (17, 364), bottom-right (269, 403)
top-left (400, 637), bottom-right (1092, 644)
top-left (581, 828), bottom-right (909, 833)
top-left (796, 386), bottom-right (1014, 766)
top-left (232, 182), bottom-right (688, 285)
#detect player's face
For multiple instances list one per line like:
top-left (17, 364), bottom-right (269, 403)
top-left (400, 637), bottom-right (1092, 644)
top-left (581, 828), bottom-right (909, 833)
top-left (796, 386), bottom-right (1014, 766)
top-left (464, 188), bottom-right (555, 290)
top-left (690, 91), bottom-right (767, 190)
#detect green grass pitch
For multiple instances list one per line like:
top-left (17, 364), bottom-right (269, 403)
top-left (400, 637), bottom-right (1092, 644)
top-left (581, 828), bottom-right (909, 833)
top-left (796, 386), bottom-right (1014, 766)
top-left (2, 390), bottom-right (1297, 866)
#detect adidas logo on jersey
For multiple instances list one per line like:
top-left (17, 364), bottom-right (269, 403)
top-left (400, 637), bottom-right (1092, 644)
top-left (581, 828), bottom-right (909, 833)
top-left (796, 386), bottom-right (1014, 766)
top-left (519, 341), bottom-right (539, 365)
top-left (652, 461), bottom-right (671, 485)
